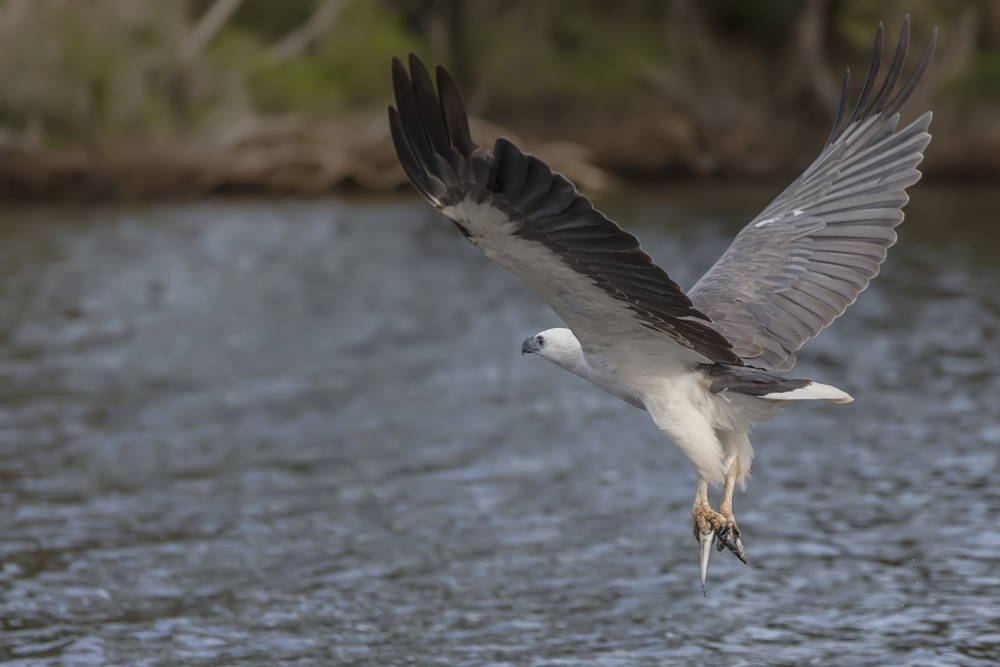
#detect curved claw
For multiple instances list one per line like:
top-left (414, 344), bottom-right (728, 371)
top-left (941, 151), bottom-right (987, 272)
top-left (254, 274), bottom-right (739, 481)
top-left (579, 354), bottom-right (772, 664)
top-left (715, 525), bottom-right (747, 564)
top-left (699, 529), bottom-right (715, 596)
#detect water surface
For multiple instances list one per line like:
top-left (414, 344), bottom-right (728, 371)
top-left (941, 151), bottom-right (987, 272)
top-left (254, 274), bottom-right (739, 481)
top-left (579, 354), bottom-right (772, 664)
top-left (0, 186), bottom-right (998, 666)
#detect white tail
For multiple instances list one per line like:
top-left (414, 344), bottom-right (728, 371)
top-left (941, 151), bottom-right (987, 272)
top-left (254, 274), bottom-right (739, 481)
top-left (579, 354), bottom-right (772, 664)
top-left (761, 381), bottom-right (854, 404)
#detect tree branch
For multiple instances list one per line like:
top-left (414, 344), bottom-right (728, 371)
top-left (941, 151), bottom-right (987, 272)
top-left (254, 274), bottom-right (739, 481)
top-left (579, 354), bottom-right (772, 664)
top-left (267, 0), bottom-right (344, 64)
top-left (181, 0), bottom-right (245, 60)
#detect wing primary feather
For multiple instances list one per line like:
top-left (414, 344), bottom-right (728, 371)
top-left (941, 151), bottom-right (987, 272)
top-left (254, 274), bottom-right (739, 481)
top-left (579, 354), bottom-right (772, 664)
top-left (826, 69), bottom-right (852, 146)
top-left (408, 54), bottom-right (470, 180)
top-left (435, 64), bottom-right (477, 157)
top-left (866, 16), bottom-right (910, 117)
top-left (408, 54), bottom-right (450, 156)
top-left (844, 22), bottom-right (884, 130)
top-left (391, 57), bottom-right (435, 173)
top-left (879, 28), bottom-right (938, 122)
top-left (388, 106), bottom-right (438, 200)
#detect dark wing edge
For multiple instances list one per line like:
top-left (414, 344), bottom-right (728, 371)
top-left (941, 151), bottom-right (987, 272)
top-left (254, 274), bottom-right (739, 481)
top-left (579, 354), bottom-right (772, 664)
top-left (389, 53), bottom-right (742, 365)
top-left (688, 17), bottom-right (936, 371)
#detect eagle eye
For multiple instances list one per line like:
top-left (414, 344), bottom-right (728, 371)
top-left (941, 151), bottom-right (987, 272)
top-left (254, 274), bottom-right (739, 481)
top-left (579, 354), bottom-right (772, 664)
top-left (537, 336), bottom-right (545, 346)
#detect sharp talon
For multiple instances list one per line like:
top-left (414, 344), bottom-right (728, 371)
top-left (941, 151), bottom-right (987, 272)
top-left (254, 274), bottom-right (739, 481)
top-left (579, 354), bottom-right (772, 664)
top-left (715, 527), bottom-right (726, 552)
top-left (715, 525), bottom-right (746, 563)
top-left (734, 537), bottom-right (747, 564)
top-left (715, 526), bottom-right (734, 553)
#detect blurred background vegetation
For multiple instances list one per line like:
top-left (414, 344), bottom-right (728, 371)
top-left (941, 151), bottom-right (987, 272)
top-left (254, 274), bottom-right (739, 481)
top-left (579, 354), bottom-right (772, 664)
top-left (0, 0), bottom-right (996, 198)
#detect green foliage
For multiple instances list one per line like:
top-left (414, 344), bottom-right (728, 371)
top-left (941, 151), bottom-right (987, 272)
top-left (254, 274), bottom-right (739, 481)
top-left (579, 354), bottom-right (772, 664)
top-left (472, 1), bottom-right (669, 101)
top-left (193, 0), bottom-right (318, 41)
top-left (0, 1), bottom-right (201, 144)
top-left (0, 0), bottom-right (993, 149)
top-left (245, 0), bottom-right (426, 114)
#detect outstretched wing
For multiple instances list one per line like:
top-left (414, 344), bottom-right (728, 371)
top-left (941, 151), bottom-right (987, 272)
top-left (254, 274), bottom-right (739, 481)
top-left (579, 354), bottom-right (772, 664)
top-left (688, 17), bottom-right (936, 371)
top-left (389, 53), bottom-right (741, 365)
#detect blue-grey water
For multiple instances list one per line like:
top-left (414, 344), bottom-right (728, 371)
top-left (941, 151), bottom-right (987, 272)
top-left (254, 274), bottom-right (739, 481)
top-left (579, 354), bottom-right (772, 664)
top-left (0, 186), bottom-right (998, 666)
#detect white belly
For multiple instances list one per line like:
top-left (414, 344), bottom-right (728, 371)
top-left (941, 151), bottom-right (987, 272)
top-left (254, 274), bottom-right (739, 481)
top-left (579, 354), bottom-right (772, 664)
top-left (581, 359), bottom-right (767, 485)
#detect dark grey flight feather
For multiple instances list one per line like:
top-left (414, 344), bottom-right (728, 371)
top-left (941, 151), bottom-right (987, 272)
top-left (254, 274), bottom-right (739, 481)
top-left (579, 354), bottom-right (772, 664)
top-left (389, 54), bottom-right (742, 365)
top-left (688, 17), bottom-right (936, 371)
top-left (700, 364), bottom-right (810, 397)
top-left (842, 23), bottom-right (885, 133)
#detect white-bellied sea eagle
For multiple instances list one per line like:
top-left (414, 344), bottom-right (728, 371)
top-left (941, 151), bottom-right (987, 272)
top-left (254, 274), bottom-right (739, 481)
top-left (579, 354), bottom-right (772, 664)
top-left (388, 17), bottom-right (936, 591)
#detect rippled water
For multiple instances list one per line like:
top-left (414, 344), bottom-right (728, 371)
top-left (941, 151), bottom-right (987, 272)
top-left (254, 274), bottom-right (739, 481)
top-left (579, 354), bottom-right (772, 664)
top-left (0, 186), bottom-right (998, 665)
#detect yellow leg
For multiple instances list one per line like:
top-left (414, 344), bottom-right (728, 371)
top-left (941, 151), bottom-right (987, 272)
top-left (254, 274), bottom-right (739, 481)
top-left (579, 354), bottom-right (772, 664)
top-left (715, 456), bottom-right (744, 558)
top-left (718, 455), bottom-right (738, 521)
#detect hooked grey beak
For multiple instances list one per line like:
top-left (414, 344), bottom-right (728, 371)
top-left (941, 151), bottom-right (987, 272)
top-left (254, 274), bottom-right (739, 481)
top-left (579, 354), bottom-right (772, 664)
top-left (521, 337), bottom-right (538, 356)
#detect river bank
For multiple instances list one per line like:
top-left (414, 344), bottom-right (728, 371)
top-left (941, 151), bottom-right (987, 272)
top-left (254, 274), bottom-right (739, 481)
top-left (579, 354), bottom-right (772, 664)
top-left (1, 2), bottom-right (997, 200)
top-left (1, 102), bottom-right (997, 201)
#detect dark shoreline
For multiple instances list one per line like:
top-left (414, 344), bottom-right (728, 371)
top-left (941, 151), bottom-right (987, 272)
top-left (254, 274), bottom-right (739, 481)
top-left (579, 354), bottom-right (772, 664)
top-left (1, 110), bottom-right (998, 202)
